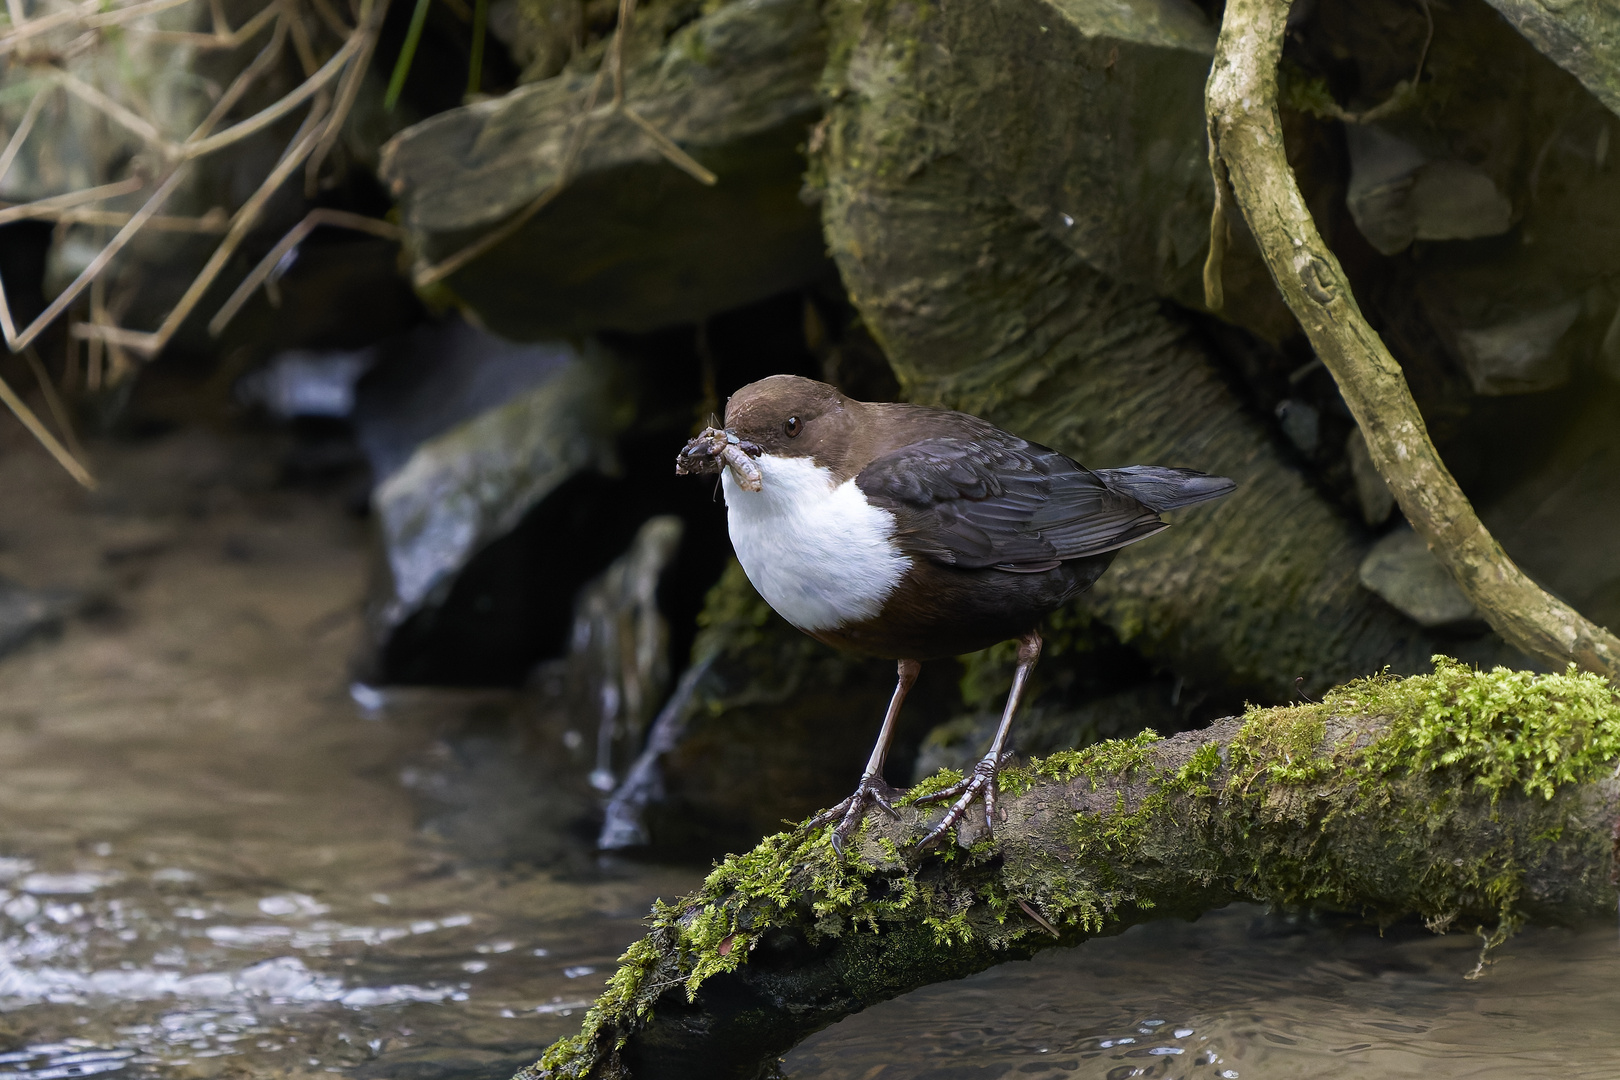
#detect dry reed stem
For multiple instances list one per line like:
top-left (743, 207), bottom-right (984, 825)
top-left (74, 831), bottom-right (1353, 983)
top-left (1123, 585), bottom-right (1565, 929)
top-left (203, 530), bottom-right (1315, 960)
top-left (0, 176), bottom-right (145, 226)
top-left (303, 0), bottom-right (388, 195)
top-left (188, 13), bottom-right (288, 140)
top-left (1205, 0), bottom-right (1620, 679)
top-left (26, 207), bottom-right (228, 231)
top-left (0, 165), bottom-right (192, 351)
top-left (22, 345), bottom-right (86, 465)
top-left (0, 84), bottom-right (45, 184)
top-left (0, 370), bottom-right (95, 487)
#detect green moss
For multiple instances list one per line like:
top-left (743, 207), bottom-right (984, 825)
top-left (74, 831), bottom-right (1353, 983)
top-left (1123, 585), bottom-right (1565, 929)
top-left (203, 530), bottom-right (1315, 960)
top-left (1337, 656), bottom-right (1620, 801)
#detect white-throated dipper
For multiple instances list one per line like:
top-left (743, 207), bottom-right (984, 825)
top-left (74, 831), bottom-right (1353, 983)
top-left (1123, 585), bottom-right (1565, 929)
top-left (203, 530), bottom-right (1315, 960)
top-left (676, 375), bottom-right (1235, 851)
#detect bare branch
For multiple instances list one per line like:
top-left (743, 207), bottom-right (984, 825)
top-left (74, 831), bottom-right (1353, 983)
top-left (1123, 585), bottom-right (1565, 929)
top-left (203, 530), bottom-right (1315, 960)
top-left (1204, 0), bottom-right (1620, 680)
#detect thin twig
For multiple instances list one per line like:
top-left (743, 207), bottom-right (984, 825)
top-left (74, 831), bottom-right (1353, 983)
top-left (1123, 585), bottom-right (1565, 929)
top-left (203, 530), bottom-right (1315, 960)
top-left (81, 0), bottom-right (196, 28)
top-left (109, 122), bottom-right (330, 355)
top-left (283, 0), bottom-right (320, 77)
top-left (0, 370), bottom-right (95, 488)
top-left (305, 0), bottom-right (352, 37)
top-left (129, 2), bottom-right (279, 48)
top-left (209, 208), bottom-right (404, 334)
top-left (23, 207), bottom-right (229, 231)
top-left (58, 73), bottom-right (176, 155)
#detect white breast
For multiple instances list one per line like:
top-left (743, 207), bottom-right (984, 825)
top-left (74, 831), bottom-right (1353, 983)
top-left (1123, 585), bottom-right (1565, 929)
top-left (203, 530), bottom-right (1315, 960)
top-left (721, 453), bottom-right (911, 633)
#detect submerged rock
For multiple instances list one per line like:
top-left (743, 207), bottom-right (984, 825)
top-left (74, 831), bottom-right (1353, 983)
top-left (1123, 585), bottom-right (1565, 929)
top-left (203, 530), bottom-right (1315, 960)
top-left (379, 0), bottom-right (830, 338)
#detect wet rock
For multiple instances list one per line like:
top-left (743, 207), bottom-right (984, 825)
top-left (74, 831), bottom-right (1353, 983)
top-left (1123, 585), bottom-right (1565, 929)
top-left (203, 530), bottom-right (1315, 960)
top-left (1482, 0), bottom-right (1620, 117)
top-left (1357, 526), bottom-right (1480, 629)
top-left (1344, 126), bottom-right (1513, 255)
top-left (379, 0), bottom-right (830, 338)
top-left (1346, 429), bottom-right (1396, 527)
top-left (363, 328), bottom-right (631, 642)
top-left (0, 581), bottom-right (76, 660)
top-left (1453, 301), bottom-right (1582, 396)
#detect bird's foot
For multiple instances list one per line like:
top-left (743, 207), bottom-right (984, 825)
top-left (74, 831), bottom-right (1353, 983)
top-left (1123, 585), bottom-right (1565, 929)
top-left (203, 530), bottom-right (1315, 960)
top-left (912, 751), bottom-right (1010, 847)
top-left (806, 773), bottom-right (903, 855)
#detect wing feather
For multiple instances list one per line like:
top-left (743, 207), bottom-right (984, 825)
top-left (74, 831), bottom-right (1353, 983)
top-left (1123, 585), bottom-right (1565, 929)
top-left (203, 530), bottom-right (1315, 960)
top-left (855, 433), bottom-right (1167, 572)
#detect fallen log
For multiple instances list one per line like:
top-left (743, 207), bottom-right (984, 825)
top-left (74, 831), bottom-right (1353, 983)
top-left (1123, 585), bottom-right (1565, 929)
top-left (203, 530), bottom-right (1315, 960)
top-left (522, 659), bottom-right (1620, 1080)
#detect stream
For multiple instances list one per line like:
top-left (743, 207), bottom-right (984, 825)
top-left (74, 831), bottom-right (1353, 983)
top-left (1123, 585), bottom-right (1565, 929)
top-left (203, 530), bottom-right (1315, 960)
top-left (1, 427), bottom-right (1617, 1080)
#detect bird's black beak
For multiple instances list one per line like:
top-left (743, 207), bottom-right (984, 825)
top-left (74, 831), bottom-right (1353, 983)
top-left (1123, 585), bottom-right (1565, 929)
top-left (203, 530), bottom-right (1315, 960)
top-left (676, 427), bottom-right (763, 491)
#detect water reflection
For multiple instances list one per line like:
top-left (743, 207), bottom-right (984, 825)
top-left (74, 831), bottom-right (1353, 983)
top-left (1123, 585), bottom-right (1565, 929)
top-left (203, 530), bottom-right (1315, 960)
top-left (789, 905), bottom-right (1620, 1079)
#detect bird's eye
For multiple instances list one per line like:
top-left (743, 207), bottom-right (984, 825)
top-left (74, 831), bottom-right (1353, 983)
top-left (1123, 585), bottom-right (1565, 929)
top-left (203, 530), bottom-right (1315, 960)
top-left (784, 416), bottom-right (802, 437)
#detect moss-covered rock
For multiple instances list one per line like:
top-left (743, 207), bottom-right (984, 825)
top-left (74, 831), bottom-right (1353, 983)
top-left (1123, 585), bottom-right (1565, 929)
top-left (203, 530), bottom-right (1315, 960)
top-left (380, 0), bottom-right (830, 338)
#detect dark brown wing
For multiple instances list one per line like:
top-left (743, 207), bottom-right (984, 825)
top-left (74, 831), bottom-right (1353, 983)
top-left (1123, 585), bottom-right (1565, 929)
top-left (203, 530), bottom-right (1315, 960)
top-left (854, 434), bottom-right (1167, 573)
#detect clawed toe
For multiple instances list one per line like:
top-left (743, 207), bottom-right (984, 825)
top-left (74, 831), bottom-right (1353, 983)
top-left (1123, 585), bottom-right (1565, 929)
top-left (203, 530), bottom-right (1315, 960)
top-left (914, 752), bottom-right (1009, 847)
top-left (805, 774), bottom-right (904, 855)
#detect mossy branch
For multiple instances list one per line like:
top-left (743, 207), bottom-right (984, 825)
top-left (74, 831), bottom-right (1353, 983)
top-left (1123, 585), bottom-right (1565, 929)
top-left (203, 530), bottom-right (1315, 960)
top-left (521, 660), bottom-right (1620, 1080)
top-left (1202, 0), bottom-right (1620, 681)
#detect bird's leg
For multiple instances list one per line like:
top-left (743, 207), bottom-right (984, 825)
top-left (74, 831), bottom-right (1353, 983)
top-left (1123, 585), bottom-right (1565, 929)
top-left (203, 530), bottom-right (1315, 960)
top-left (915, 630), bottom-right (1042, 847)
top-left (807, 658), bottom-right (921, 855)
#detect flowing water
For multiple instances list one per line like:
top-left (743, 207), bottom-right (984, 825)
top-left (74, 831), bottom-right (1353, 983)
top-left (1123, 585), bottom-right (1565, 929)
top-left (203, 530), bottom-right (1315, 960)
top-left (1, 426), bottom-right (1617, 1080)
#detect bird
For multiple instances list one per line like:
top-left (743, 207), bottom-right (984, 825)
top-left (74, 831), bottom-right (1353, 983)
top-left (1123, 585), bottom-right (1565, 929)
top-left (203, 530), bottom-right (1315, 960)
top-left (675, 375), bottom-right (1235, 852)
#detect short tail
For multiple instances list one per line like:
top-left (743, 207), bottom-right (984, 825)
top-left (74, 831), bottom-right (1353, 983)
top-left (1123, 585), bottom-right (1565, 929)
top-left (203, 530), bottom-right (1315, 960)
top-left (1095, 465), bottom-right (1237, 512)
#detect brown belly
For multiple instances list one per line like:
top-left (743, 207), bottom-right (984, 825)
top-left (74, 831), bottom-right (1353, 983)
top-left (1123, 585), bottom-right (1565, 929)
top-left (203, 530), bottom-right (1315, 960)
top-left (808, 553), bottom-right (1116, 660)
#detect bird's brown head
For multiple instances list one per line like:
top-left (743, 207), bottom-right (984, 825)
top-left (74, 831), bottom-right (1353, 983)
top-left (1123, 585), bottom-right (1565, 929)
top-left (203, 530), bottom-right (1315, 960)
top-left (722, 375), bottom-right (856, 462)
top-left (676, 375), bottom-right (864, 490)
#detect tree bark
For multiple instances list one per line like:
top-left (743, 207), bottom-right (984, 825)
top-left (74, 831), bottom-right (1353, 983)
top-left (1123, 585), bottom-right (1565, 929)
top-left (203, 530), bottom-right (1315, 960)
top-left (1203, 0), bottom-right (1620, 682)
top-left (522, 661), bottom-right (1620, 1080)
